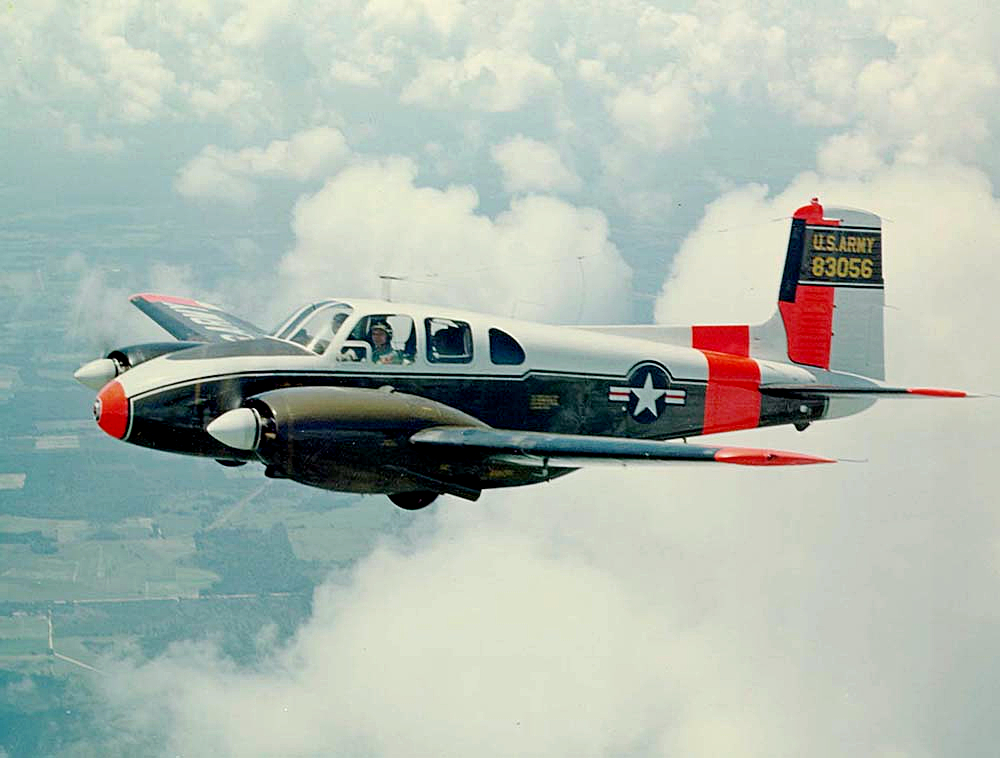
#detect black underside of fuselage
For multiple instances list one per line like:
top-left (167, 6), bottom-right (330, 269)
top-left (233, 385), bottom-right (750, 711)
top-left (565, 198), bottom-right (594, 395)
top-left (125, 369), bottom-right (825, 495)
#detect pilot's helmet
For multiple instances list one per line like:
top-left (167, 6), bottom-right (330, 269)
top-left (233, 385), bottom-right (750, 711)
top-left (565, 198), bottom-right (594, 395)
top-left (369, 320), bottom-right (392, 339)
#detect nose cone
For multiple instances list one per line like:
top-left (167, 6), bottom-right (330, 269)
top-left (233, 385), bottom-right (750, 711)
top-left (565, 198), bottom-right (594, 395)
top-left (206, 408), bottom-right (261, 450)
top-left (74, 358), bottom-right (119, 390)
top-left (94, 380), bottom-right (129, 439)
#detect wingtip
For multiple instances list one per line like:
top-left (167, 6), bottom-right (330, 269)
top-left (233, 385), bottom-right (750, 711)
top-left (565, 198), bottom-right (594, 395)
top-left (129, 292), bottom-right (205, 307)
top-left (905, 387), bottom-right (969, 398)
top-left (714, 447), bottom-right (836, 466)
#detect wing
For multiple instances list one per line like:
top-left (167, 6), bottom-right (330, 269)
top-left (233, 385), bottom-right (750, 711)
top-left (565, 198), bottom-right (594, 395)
top-left (130, 293), bottom-right (267, 343)
top-left (409, 427), bottom-right (834, 467)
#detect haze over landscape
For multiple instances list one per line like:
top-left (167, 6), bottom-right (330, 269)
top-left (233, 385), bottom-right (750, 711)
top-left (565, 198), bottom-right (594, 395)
top-left (2, 2), bottom-right (999, 755)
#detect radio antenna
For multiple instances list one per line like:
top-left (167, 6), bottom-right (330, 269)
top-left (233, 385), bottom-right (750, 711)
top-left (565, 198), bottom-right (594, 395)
top-left (378, 274), bottom-right (405, 302)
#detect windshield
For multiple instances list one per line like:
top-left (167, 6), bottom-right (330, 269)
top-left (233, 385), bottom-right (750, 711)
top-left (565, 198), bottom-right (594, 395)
top-left (272, 301), bottom-right (333, 339)
top-left (281, 303), bottom-right (353, 354)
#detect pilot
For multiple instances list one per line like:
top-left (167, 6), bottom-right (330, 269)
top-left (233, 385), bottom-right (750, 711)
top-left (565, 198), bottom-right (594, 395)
top-left (369, 320), bottom-right (402, 364)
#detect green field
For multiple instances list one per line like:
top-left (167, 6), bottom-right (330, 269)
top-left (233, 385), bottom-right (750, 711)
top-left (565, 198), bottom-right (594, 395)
top-left (0, 615), bottom-right (47, 657)
top-left (0, 465), bottom-right (393, 687)
top-left (0, 537), bottom-right (219, 602)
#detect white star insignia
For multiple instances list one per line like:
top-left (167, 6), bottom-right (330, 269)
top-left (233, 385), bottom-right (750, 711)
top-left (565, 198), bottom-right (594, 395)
top-left (631, 372), bottom-right (665, 418)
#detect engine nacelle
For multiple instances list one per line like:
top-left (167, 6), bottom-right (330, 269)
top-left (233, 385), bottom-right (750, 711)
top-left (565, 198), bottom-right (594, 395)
top-left (207, 386), bottom-right (487, 489)
top-left (107, 341), bottom-right (203, 370)
top-left (206, 387), bottom-right (487, 502)
top-left (75, 341), bottom-right (203, 390)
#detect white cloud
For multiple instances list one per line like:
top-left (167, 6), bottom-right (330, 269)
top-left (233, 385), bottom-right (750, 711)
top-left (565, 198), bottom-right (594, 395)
top-left (609, 72), bottom-right (706, 152)
top-left (576, 57), bottom-right (619, 90)
top-left (491, 135), bottom-right (581, 194)
top-left (329, 61), bottom-right (379, 88)
top-left (276, 157), bottom-right (631, 323)
top-left (175, 146), bottom-right (261, 205)
top-left (363, 0), bottom-right (467, 37)
top-left (175, 127), bottom-right (350, 205)
top-left (96, 35), bottom-right (177, 124)
top-left (188, 78), bottom-right (262, 119)
top-left (221, 0), bottom-right (292, 47)
top-left (816, 132), bottom-right (886, 177)
top-left (402, 48), bottom-right (560, 112)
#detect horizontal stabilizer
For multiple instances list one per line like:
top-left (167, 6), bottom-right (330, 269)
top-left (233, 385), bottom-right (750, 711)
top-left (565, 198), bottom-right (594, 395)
top-left (760, 384), bottom-right (971, 398)
top-left (410, 427), bottom-right (834, 467)
top-left (130, 293), bottom-right (266, 343)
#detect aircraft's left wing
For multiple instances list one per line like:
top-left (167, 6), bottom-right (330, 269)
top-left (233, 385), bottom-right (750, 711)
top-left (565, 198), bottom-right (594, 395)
top-left (410, 427), bottom-right (834, 467)
top-left (130, 293), bottom-right (267, 343)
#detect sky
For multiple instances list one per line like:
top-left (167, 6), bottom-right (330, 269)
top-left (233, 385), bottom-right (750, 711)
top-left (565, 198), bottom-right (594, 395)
top-left (4, 1), bottom-right (1000, 756)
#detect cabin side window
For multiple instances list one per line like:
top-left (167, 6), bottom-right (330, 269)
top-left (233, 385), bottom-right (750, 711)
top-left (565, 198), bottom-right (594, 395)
top-left (425, 318), bottom-right (473, 364)
top-left (489, 328), bottom-right (525, 365)
top-left (341, 314), bottom-right (416, 365)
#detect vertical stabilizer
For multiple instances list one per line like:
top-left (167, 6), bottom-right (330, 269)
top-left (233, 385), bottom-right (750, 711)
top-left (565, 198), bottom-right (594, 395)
top-left (756, 199), bottom-right (885, 379)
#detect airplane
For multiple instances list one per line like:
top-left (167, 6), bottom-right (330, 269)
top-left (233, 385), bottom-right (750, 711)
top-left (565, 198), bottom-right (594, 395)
top-left (74, 199), bottom-right (970, 510)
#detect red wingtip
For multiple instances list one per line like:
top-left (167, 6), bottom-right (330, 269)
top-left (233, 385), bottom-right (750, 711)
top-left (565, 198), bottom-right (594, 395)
top-left (714, 447), bottom-right (836, 466)
top-left (906, 388), bottom-right (968, 398)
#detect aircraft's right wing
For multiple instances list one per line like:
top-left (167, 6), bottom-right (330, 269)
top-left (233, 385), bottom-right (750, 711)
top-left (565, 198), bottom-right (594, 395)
top-left (130, 293), bottom-right (267, 343)
top-left (409, 427), bottom-right (834, 467)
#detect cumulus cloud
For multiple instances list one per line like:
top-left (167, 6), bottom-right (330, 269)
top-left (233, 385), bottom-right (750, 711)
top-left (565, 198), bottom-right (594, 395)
top-left (175, 127), bottom-right (350, 205)
top-left (329, 60), bottom-right (380, 88)
top-left (402, 49), bottom-right (560, 112)
top-left (491, 135), bottom-right (581, 194)
top-left (609, 73), bottom-right (706, 152)
top-left (220, 0), bottom-right (292, 47)
top-left (363, 0), bottom-right (467, 37)
top-left (7, 0), bottom-right (1000, 223)
top-left (102, 527), bottom-right (669, 757)
top-left (816, 132), bottom-right (886, 177)
top-left (276, 157), bottom-right (631, 323)
top-left (187, 78), bottom-right (263, 120)
top-left (96, 35), bottom-right (177, 124)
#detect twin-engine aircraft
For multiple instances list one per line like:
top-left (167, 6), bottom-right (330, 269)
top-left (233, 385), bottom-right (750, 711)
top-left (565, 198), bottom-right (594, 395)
top-left (75, 200), bottom-right (968, 509)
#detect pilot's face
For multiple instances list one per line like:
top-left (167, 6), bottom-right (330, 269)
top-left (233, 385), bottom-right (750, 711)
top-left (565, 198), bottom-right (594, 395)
top-left (371, 328), bottom-right (388, 346)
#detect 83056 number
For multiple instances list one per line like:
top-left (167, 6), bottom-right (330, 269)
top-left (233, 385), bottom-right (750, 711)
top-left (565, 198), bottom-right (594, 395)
top-left (809, 255), bottom-right (874, 280)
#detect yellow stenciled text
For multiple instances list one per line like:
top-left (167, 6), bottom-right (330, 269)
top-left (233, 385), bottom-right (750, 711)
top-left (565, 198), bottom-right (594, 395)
top-left (810, 233), bottom-right (877, 254)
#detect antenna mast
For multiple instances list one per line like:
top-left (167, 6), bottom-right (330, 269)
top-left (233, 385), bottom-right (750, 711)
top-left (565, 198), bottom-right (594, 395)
top-left (378, 274), bottom-right (405, 302)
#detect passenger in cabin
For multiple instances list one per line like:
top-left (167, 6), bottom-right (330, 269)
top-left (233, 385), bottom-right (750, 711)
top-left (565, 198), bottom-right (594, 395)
top-left (369, 321), bottom-right (403, 364)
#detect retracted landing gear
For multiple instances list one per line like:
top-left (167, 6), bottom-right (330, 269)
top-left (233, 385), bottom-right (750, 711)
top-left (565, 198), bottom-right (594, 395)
top-left (388, 491), bottom-right (439, 510)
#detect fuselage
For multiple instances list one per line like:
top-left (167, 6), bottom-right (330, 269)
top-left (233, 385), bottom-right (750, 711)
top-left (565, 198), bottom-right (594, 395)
top-left (96, 298), bottom-right (827, 473)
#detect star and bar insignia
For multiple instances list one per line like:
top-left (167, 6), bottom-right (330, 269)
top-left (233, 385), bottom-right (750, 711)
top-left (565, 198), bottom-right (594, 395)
top-left (608, 365), bottom-right (686, 423)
